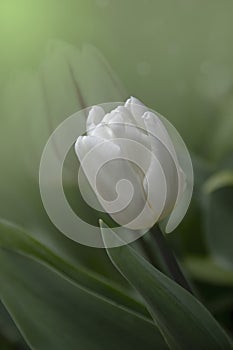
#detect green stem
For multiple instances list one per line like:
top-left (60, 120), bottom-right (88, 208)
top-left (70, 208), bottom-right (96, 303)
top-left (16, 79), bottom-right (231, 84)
top-left (151, 225), bottom-right (193, 294)
top-left (138, 235), bottom-right (159, 268)
top-left (140, 225), bottom-right (193, 294)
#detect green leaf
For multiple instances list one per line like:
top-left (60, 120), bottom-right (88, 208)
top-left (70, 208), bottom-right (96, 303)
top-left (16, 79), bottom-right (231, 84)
top-left (203, 171), bottom-right (233, 194)
top-left (204, 184), bottom-right (233, 269)
top-left (100, 222), bottom-right (233, 350)
top-left (0, 249), bottom-right (167, 350)
top-left (0, 219), bottom-right (148, 318)
top-left (0, 301), bottom-right (28, 349)
top-left (184, 256), bottom-right (233, 286)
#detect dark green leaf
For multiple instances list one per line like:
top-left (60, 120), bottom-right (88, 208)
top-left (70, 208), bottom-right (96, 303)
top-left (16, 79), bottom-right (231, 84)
top-left (0, 250), bottom-right (167, 350)
top-left (0, 219), bottom-right (147, 318)
top-left (101, 222), bottom-right (233, 350)
top-left (184, 256), bottom-right (233, 286)
top-left (204, 184), bottom-right (233, 269)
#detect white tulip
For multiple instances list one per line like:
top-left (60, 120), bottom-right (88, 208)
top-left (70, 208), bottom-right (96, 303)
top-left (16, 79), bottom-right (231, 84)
top-left (75, 97), bottom-right (189, 231)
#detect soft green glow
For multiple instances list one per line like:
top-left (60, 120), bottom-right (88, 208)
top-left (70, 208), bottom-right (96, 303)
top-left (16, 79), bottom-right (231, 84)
top-left (0, 0), bottom-right (92, 73)
top-left (0, 1), bottom-right (52, 69)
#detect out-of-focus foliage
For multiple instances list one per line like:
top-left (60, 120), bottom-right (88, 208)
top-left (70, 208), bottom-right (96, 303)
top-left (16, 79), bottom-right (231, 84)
top-left (0, 0), bottom-right (233, 349)
top-left (1, 0), bottom-right (233, 158)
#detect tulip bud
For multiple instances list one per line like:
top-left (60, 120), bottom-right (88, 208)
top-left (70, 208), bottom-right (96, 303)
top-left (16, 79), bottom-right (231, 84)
top-left (75, 97), bottom-right (193, 232)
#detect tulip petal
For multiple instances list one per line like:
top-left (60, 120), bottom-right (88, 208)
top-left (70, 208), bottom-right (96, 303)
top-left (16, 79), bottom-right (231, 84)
top-left (143, 111), bottom-right (187, 206)
top-left (143, 112), bottom-right (179, 219)
top-left (75, 96), bottom-right (192, 233)
top-left (158, 118), bottom-right (193, 233)
top-left (89, 123), bottom-right (115, 140)
top-left (75, 135), bottom-right (160, 229)
top-left (86, 106), bottom-right (105, 133)
top-left (125, 96), bottom-right (147, 128)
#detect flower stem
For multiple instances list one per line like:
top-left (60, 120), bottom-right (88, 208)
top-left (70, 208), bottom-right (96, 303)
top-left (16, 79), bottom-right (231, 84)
top-left (138, 235), bottom-right (159, 268)
top-left (150, 225), bottom-right (193, 294)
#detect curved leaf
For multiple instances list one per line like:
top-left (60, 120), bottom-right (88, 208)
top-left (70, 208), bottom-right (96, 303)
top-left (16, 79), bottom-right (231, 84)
top-left (203, 171), bottom-right (233, 194)
top-left (184, 256), bottom-right (233, 286)
top-left (204, 184), bottom-right (233, 269)
top-left (0, 219), bottom-right (148, 318)
top-left (0, 250), bottom-right (167, 350)
top-left (100, 222), bottom-right (233, 350)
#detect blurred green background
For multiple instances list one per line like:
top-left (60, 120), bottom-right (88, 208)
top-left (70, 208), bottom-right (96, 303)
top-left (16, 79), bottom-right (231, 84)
top-left (0, 0), bottom-right (233, 349)
top-left (1, 0), bottom-right (233, 158)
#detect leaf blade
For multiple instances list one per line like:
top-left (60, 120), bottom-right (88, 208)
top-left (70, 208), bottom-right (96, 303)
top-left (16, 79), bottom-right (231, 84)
top-left (101, 222), bottom-right (233, 350)
top-left (0, 249), bottom-right (168, 350)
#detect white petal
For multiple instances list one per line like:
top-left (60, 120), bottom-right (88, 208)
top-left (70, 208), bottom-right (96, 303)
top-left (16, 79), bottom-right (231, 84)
top-left (125, 96), bottom-right (147, 128)
top-left (144, 112), bottom-right (188, 216)
top-left (75, 135), bottom-right (101, 161)
top-left (143, 111), bottom-right (178, 161)
top-left (129, 158), bottom-right (167, 229)
top-left (77, 137), bottom-right (143, 218)
top-left (143, 112), bottom-right (179, 219)
top-left (103, 111), bottom-right (126, 138)
top-left (90, 123), bottom-right (114, 139)
top-left (86, 105), bottom-right (105, 134)
top-left (102, 105), bottom-right (134, 124)
top-left (107, 111), bottom-right (151, 180)
top-left (106, 107), bottom-right (150, 153)
top-left (75, 134), bottom-right (158, 229)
